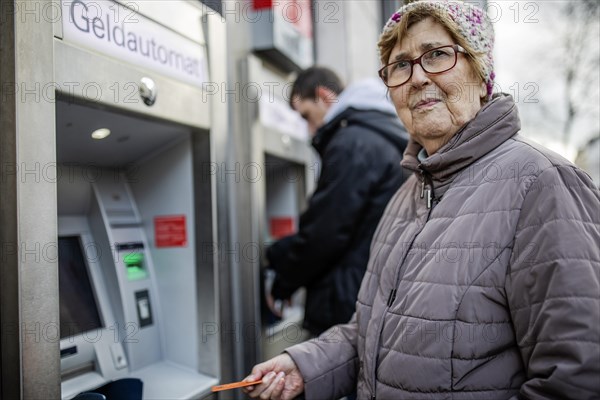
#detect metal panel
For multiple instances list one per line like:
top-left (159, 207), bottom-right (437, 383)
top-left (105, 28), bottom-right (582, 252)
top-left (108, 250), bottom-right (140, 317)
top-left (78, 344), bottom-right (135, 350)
top-left (0, 1), bottom-right (60, 398)
top-left (211, 54), bottom-right (262, 396)
top-left (200, 10), bottom-right (228, 382)
top-left (113, 0), bottom-right (207, 45)
top-left (53, 40), bottom-right (211, 130)
top-left (260, 125), bottom-right (314, 165)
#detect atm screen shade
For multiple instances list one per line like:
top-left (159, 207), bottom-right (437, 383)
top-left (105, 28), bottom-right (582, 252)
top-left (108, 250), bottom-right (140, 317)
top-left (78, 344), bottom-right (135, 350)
top-left (58, 236), bottom-right (103, 339)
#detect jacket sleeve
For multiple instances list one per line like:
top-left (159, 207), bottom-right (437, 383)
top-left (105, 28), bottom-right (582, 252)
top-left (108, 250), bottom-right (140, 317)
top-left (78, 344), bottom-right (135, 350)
top-left (506, 165), bottom-right (600, 399)
top-left (285, 314), bottom-right (359, 399)
top-left (268, 128), bottom-right (397, 299)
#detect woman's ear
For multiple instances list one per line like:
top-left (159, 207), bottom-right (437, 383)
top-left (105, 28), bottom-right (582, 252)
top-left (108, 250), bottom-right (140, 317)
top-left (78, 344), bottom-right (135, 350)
top-left (479, 81), bottom-right (488, 105)
top-left (479, 82), bottom-right (487, 99)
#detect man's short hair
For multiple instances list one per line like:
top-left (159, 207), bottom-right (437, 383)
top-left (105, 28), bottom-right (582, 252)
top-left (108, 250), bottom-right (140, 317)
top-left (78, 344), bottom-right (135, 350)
top-left (289, 67), bottom-right (345, 108)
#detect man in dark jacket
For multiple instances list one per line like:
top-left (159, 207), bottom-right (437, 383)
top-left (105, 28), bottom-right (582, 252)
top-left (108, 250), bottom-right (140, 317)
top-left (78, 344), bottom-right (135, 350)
top-left (266, 67), bottom-right (409, 335)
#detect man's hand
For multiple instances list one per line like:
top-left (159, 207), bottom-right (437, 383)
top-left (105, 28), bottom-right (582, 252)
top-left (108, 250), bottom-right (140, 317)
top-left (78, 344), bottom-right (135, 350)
top-left (242, 353), bottom-right (304, 400)
top-left (266, 292), bottom-right (288, 318)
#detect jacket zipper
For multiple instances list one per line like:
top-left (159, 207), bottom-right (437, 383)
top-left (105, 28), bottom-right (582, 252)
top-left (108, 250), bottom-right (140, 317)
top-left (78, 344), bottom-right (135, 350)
top-left (369, 172), bottom-right (435, 399)
top-left (421, 171), bottom-right (434, 209)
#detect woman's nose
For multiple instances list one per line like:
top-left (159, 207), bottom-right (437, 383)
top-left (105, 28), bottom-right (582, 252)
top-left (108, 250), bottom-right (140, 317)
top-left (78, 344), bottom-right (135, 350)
top-left (409, 63), bottom-right (431, 88)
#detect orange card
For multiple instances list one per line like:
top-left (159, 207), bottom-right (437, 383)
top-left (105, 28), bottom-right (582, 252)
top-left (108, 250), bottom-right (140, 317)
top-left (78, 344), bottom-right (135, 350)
top-left (211, 379), bottom-right (263, 392)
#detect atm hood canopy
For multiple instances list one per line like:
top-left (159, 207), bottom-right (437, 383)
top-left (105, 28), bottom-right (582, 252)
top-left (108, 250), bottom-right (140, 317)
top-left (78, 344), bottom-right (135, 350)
top-left (56, 99), bottom-right (190, 167)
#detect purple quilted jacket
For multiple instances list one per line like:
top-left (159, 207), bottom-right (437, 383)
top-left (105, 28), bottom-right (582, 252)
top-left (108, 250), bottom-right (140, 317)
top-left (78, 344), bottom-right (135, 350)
top-left (286, 94), bottom-right (600, 400)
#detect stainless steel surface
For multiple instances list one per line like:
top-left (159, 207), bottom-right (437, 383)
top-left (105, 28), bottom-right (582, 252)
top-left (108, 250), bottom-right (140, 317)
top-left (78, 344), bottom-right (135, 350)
top-left (54, 40), bottom-right (211, 130)
top-left (217, 9), bottom-right (260, 396)
top-left (0, 1), bottom-right (60, 398)
top-left (261, 126), bottom-right (314, 165)
top-left (193, 10), bottom-right (226, 378)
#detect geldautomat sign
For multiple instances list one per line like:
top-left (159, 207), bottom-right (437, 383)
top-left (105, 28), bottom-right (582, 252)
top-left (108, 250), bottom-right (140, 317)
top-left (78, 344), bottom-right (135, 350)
top-left (62, 0), bottom-right (208, 87)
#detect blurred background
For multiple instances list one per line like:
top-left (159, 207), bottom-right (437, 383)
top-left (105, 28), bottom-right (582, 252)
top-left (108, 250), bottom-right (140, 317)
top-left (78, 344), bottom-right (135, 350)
top-left (493, 0), bottom-right (599, 183)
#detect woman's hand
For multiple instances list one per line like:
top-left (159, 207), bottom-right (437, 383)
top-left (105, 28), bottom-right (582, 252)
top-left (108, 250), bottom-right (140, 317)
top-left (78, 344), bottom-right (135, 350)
top-left (242, 353), bottom-right (304, 400)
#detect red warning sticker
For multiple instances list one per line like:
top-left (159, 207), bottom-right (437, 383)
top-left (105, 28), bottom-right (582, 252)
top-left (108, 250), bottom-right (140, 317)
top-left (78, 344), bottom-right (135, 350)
top-left (154, 215), bottom-right (187, 247)
top-left (270, 217), bottom-right (295, 239)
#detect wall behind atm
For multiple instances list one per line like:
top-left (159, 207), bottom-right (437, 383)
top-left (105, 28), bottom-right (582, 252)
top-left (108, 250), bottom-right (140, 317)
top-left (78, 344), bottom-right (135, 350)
top-left (128, 135), bottom-right (199, 371)
top-left (314, 1), bottom-right (382, 84)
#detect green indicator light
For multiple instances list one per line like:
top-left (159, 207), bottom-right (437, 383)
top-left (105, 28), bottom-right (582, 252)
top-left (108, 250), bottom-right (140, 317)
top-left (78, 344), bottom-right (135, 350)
top-left (127, 266), bottom-right (148, 281)
top-left (123, 253), bottom-right (144, 266)
top-left (123, 253), bottom-right (148, 281)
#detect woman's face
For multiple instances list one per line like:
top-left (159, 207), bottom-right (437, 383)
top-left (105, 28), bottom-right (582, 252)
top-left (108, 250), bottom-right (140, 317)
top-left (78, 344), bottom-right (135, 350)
top-left (388, 17), bottom-right (486, 155)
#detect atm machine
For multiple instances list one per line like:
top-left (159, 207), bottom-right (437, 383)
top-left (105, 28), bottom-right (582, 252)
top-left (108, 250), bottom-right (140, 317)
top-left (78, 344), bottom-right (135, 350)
top-left (261, 155), bottom-right (313, 359)
top-left (241, 55), bottom-right (317, 360)
top-left (53, 1), bottom-right (224, 398)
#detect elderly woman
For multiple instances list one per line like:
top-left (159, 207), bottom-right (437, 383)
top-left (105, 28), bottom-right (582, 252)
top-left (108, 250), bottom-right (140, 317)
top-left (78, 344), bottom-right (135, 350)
top-left (244, 1), bottom-right (600, 399)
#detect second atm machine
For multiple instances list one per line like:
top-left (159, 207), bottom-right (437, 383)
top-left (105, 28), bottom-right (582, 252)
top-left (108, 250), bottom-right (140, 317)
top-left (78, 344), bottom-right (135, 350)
top-left (54, 1), bottom-right (224, 398)
top-left (241, 55), bottom-right (318, 360)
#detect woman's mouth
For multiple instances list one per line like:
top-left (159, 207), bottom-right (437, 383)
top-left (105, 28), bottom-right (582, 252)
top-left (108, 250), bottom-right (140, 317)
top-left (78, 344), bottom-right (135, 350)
top-left (414, 99), bottom-right (441, 110)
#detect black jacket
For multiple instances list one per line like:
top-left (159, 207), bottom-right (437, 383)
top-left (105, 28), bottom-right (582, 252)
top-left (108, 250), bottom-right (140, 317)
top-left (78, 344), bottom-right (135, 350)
top-left (268, 105), bottom-right (409, 335)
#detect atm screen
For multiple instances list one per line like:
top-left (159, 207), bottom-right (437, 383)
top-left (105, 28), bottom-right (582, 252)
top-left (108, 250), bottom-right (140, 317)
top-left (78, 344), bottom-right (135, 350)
top-left (58, 236), bottom-right (103, 339)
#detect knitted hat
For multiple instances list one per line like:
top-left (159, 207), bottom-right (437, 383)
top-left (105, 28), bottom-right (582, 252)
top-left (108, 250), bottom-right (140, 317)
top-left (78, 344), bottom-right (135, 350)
top-left (382, 0), bottom-right (495, 98)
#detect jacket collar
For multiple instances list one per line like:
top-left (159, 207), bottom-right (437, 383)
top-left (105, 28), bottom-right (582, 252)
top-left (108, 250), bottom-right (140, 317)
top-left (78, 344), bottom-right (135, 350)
top-left (312, 78), bottom-right (397, 155)
top-left (311, 107), bottom-right (352, 155)
top-left (401, 93), bottom-right (521, 194)
top-left (312, 107), bottom-right (406, 155)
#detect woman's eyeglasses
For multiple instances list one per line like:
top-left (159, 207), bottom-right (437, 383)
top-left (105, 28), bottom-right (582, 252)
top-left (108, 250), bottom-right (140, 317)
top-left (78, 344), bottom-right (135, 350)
top-left (379, 45), bottom-right (467, 88)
